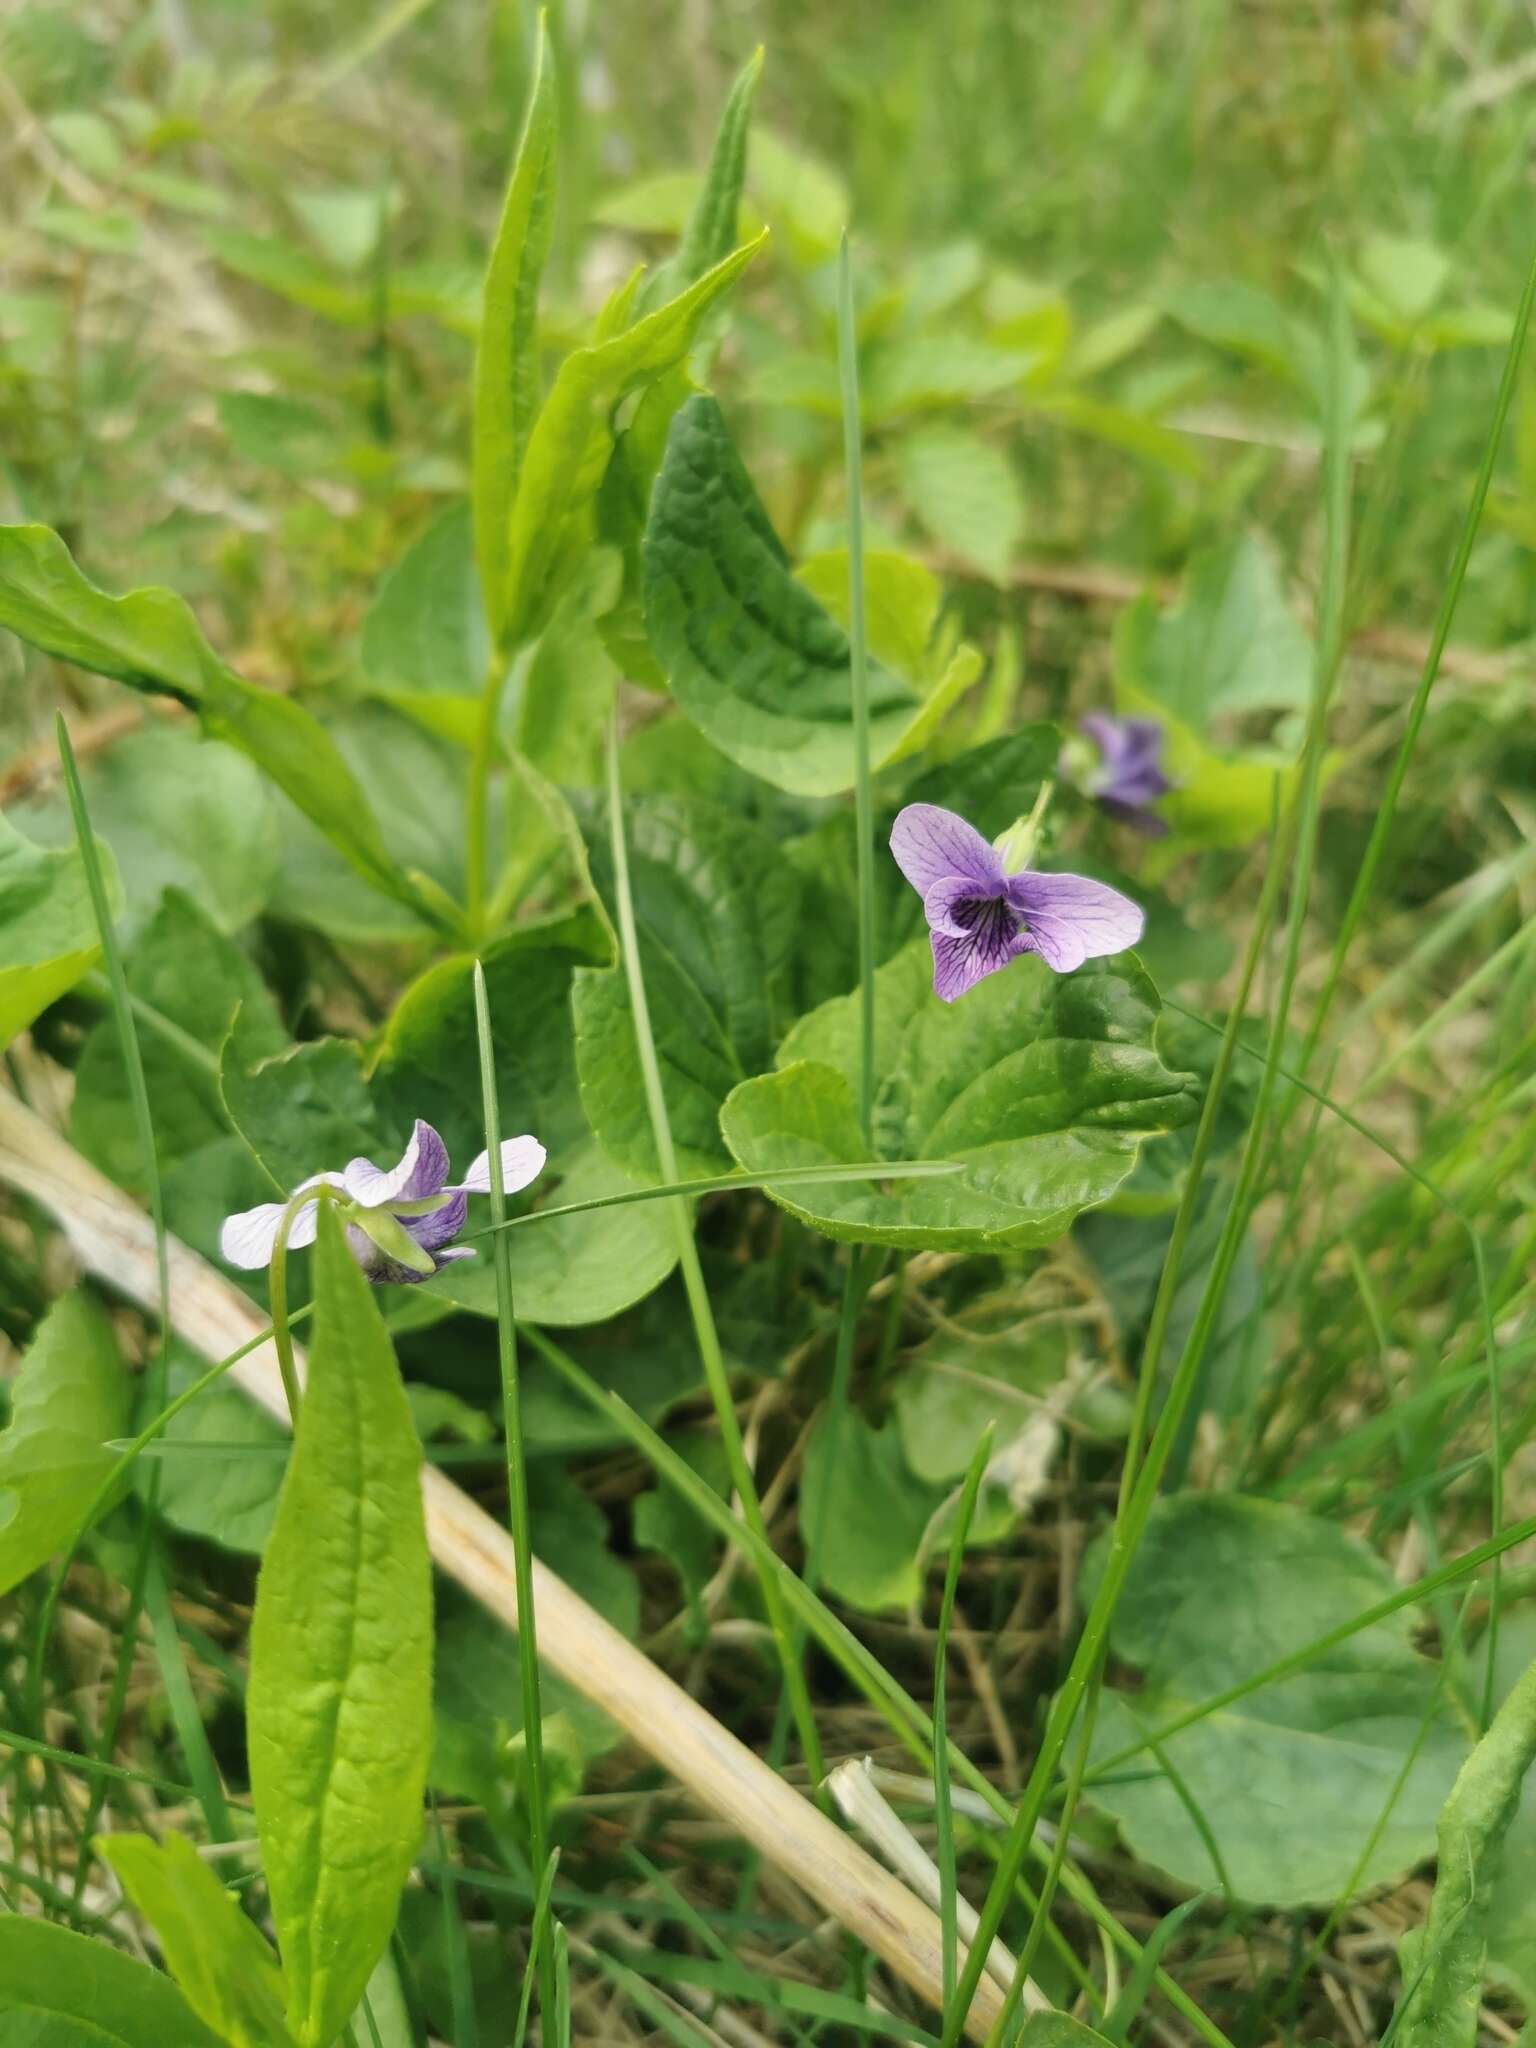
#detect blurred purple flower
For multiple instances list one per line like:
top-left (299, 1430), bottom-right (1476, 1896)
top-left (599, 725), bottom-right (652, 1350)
top-left (1080, 713), bottom-right (1172, 834)
top-left (890, 802), bottom-right (1144, 1003)
top-left (220, 1118), bottom-right (546, 1285)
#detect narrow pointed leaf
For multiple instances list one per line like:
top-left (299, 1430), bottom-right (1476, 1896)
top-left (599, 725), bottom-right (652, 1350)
top-left (248, 1205), bottom-right (433, 2048)
top-left (98, 1831), bottom-right (293, 2048)
top-left (473, 18), bottom-right (558, 645)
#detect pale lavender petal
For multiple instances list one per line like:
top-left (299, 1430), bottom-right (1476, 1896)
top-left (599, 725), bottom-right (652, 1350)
top-left (1081, 714), bottom-right (1170, 810)
top-left (219, 1171), bottom-right (344, 1268)
top-left (453, 1135), bottom-right (547, 1196)
top-left (1007, 870), bottom-right (1144, 974)
top-left (431, 1246), bottom-right (477, 1266)
top-left (343, 1119), bottom-right (450, 1207)
top-left (403, 1189), bottom-right (467, 1254)
top-left (219, 1202), bottom-right (286, 1269)
top-left (922, 873), bottom-right (1003, 940)
top-left (890, 804), bottom-right (1004, 898)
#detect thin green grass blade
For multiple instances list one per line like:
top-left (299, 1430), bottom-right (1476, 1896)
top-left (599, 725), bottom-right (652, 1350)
top-left (513, 1849), bottom-right (562, 2048)
top-left (935, 1427), bottom-right (994, 2016)
top-left (472, 957), bottom-right (555, 2024)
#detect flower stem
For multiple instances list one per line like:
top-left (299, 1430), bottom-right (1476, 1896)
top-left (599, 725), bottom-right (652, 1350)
top-left (267, 1188), bottom-right (327, 1425)
top-left (464, 649), bottom-right (509, 936)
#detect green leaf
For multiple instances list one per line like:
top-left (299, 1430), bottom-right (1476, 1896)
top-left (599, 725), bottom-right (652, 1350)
top-left (572, 793), bottom-right (802, 1180)
top-left (360, 502), bottom-right (488, 743)
top-left (143, 1346), bottom-right (288, 1556)
top-left (1484, 1609), bottom-right (1536, 2005)
top-left (642, 46), bottom-right (761, 314)
top-left (748, 130), bottom-right (847, 265)
top-left (98, 1831), bottom-right (293, 2048)
top-left (0, 525), bottom-right (429, 919)
top-left (1083, 1493), bottom-right (1466, 1906)
top-left (644, 396), bottom-right (979, 796)
top-left (1116, 535), bottom-right (1312, 731)
top-left (0, 1289), bottom-right (127, 1598)
top-left (894, 1305), bottom-right (1071, 1486)
top-left (0, 1915), bottom-right (224, 2047)
top-left (894, 423), bottom-right (1025, 581)
top-left (14, 724), bottom-right (279, 944)
top-left (503, 236), bottom-right (764, 648)
top-left (633, 1430), bottom-right (731, 1622)
top-left (73, 888), bottom-right (286, 1193)
top-left (721, 941), bottom-right (1197, 1251)
top-left (247, 1206), bottom-right (433, 2048)
top-left (1017, 2019), bottom-right (1115, 2047)
top-left (864, 334), bottom-right (1041, 420)
top-left (511, 548), bottom-right (620, 783)
top-left (1392, 1617), bottom-right (1536, 2047)
top-left (473, 18), bottom-right (558, 646)
top-left (801, 1413), bottom-right (945, 1612)
top-left (0, 807), bottom-right (120, 1048)
top-left (205, 227), bottom-right (372, 324)
top-left (1165, 278), bottom-right (1313, 384)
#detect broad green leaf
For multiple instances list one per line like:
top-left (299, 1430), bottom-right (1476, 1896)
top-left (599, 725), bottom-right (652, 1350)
top-left (205, 227), bottom-right (372, 323)
top-left (1357, 234), bottom-right (1449, 327)
top-left (641, 46), bottom-right (761, 316)
top-left (1083, 1493), bottom-right (1466, 1906)
top-left (15, 725), bottom-right (279, 944)
top-left (248, 1205), bottom-right (433, 2048)
top-left (73, 888), bottom-right (285, 1193)
top-left (894, 423), bottom-right (1026, 581)
top-left (143, 1345), bottom-right (288, 1556)
top-left (864, 334), bottom-right (1042, 420)
top-left (1393, 1616), bottom-right (1536, 2047)
top-left (0, 1289), bottom-right (126, 1598)
top-left (1116, 535), bottom-right (1312, 729)
top-left (572, 793), bottom-right (802, 1180)
top-left (894, 1305), bottom-right (1071, 1485)
top-left (473, 19), bottom-right (557, 645)
top-left (633, 1430), bottom-right (731, 1624)
top-left (360, 503), bottom-right (488, 744)
top-left (0, 808), bottom-right (120, 1048)
top-left (1165, 278), bottom-right (1312, 384)
top-left (0, 1915), bottom-right (223, 2047)
top-left (98, 1831), bottom-right (293, 2048)
top-left (0, 525), bottom-right (427, 918)
top-left (219, 392), bottom-right (341, 479)
top-left (801, 1413), bottom-right (945, 1612)
top-left (511, 548), bottom-right (620, 784)
top-left (721, 941), bottom-right (1197, 1251)
top-left (502, 236), bottom-right (764, 648)
top-left (644, 396), bottom-right (975, 796)
top-left (519, 1282), bottom-right (705, 1454)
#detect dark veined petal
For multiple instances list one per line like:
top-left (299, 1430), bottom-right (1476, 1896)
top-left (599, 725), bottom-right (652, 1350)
top-left (928, 893), bottom-right (1026, 1002)
top-left (889, 803), bottom-right (1005, 899)
top-left (342, 1119), bottom-right (451, 1207)
top-left (1006, 868), bottom-right (1144, 974)
top-left (402, 1189), bottom-right (467, 1254)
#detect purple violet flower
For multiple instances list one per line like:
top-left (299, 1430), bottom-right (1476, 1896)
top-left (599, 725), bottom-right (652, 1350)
top-left (890, 802), bottom-right (1144, 1003)
top-left (1079, 713), bottom-right (1172, 834)
top-left (220, 1118), bottom-right (546, 1285)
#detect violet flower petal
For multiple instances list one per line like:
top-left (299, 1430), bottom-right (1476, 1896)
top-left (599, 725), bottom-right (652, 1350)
top-left (219, 1172), bottom-right (347, 1269)
top-left (1006, 870), bottom-right (1144, 974)
top-left (342, 1119), bottom-right (451, 1208)
top-left (403, 1189), bottom-right (468, 1254)
top-left (890, 804), bottom-right (1005, 898)
top-left (453, 1135), bottom-right (547, 1196)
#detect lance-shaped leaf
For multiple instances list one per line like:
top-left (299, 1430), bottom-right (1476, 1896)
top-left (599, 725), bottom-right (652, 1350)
top-left (640, 45), bottom-right (762, 314)
top-left (0, 807), bottom-right (121, 1048)
top-left (502, 235), bottom-right (765, 648)
top-left (473, 17), bottom-right (557, 645)
top-left (360, 502), bottom-right (487, 745)
top-left (642, 396), bottom-right (976, 796)
top-left (0, 1915), bottom-right (224, 2048)
top-left (98, 1831), bottom-right (293, 2048)
top-left (720, 940), bottom-right (1197, 1250)
top-left (572, 792), bottom-right (802, 1180)
top-left (0, 524), bottom-right (431, 919)
top-left (0, 1288), bottom-right (126, 1598)
top-left (247, 1205), bottom-right (433, 2048)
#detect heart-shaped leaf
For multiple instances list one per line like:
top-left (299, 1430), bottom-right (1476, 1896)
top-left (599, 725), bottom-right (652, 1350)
top-left (721, 940), bottom-right (1197, 1250)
